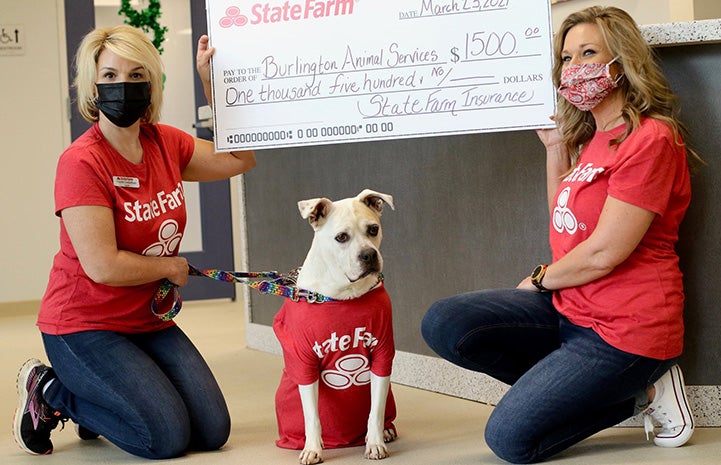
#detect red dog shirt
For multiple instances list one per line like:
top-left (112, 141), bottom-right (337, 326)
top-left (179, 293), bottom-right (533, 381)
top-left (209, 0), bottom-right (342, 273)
top-left (272, 284), bottom-right (397, 449)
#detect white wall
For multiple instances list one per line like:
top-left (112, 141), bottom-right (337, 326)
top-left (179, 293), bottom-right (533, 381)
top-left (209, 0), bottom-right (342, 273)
top-left (0, 0), bottom-right (69, 303)
top-left (1, 0), bottom-right (720, 305)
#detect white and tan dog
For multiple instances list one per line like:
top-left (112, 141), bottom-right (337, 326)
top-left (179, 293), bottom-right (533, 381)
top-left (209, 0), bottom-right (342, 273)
top-left (272, 189), bottom-right (397, 464)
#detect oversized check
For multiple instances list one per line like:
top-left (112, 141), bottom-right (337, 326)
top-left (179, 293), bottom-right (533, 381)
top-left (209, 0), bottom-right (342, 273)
top-left (206, 0), bottom-right (556, 151)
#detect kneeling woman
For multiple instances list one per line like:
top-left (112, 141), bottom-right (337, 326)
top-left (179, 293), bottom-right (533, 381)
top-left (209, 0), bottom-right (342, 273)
top-left (422, 6), bottom-right (698, 464)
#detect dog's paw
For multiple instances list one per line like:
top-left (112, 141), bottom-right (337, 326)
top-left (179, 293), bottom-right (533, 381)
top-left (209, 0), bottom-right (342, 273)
top-left (364, 442), bottom-right (389, 460)
top-left (383, 427), bottom-right (397, 443)
top-left (299, 449), bottom-right (323, 465)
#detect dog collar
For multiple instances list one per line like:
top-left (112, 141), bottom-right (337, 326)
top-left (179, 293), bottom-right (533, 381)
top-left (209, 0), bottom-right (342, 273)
top-left (288, 272), bottom-right (385, 304)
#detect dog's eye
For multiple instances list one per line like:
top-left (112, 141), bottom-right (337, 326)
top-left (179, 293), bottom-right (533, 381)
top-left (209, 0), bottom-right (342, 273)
top-left (368, 225), bottom-right (379, 236)
top-left (335, 232), bottom-right (350, 243)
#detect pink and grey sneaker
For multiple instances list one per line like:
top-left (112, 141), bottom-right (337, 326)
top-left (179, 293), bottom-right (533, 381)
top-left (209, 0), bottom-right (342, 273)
top-left (643, 364), bottom-right (694, 448)
top-left (12, 358), bottom-right (66, 455)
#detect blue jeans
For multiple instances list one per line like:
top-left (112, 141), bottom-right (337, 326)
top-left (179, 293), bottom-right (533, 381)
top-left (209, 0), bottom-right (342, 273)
top-left (42, 325), bottom-right (230, 459)
top-left (421, 289), bottom-right (676, 464)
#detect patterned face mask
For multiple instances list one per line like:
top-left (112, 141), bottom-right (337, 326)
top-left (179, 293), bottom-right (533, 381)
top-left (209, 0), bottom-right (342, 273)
top-left (558, 57), bottom-right (622, 111)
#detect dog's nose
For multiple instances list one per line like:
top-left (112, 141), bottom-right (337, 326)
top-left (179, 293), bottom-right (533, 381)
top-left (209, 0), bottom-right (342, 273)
top-left (359, 249), bottom-right (378, 265)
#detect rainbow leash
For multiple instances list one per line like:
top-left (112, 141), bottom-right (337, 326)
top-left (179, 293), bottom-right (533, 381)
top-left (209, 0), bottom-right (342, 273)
top-left (151, 265), bottom-right (339, 321)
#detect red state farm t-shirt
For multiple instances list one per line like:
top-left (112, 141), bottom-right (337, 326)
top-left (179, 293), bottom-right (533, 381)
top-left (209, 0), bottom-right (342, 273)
top-left (550, 118), bottom-right (691, 359)
top-left (272, 284), bottom-right (396, 449)
top-left (38, 123), bottom-right (194, 335)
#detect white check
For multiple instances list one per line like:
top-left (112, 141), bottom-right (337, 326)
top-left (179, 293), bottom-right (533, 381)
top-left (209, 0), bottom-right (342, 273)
top-left (206, 0), bottom-right (556, 151)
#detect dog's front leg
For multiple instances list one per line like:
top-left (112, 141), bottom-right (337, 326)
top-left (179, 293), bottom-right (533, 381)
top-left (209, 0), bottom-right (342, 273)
top-left (364, 373), bottom-right (394, 460)
top-left (298, 382), bottom-right (323, 464)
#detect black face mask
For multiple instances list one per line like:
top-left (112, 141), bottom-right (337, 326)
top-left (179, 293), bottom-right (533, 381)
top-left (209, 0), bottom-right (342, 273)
top-left (95, 82), bottom-right (151, 128)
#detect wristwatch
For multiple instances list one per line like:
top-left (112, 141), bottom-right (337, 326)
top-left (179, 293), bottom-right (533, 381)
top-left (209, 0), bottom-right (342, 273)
top-left (531, 264), bottom-right (550, 292)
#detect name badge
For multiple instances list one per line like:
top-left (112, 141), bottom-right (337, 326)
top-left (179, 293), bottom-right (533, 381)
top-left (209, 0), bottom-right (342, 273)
top-left (113, 176), bottom-right (140, 188)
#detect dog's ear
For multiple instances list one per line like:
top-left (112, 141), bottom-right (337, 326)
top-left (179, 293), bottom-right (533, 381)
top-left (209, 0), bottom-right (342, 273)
top-left (298, 198), bottom-right (333, 229)
top-left (357, 189), bottom-right (395, 214)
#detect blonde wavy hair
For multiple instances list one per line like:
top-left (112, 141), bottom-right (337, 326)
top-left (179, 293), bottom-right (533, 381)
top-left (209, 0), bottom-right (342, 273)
top-left (74, 25), bottom-right (164, 124)
top-left (553, 6), bottom-right (700, 168)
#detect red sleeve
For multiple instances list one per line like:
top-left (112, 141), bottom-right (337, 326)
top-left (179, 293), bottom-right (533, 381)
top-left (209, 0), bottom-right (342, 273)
top-left (55, 148), bottom-right (113, 216)
top-left (153, 124), bottom-right (195, 172)
top-left (369, 288), bottom-right (395, 377)
top-left (608, 120), bottom-right (683, 216)
top-left (273, 300), bottom-right (322, 385)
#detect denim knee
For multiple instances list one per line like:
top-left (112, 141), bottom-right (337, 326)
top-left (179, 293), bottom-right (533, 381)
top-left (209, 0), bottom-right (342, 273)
top-left (192, 412), bottom-right (231, 452)
top-left (142, 438), bottom-right (189, 460)
top-left (420, 298), bottom-right (455, 360)
top-left (132, 413), bottom-right (192, 459)
top-left (485, 414), bottom-right (538, 464)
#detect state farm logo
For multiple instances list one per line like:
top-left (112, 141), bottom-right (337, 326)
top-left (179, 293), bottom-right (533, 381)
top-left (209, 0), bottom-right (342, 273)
top-left (219, 6), bottom-right (249, 27)
top-left (321, 354), bottom-right (371, 390)
top-left (143, 219), bottom-right (182, 256)
top-left (219, 0), bottom-right (356, 28)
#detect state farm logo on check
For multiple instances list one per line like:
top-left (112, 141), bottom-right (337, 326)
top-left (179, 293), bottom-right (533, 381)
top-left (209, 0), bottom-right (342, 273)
top-left (219, 0), bottom-right (357, 27)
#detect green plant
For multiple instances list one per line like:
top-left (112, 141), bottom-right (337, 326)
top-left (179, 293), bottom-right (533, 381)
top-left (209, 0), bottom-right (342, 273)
top-left (119, 0), bottom-right (168, 54)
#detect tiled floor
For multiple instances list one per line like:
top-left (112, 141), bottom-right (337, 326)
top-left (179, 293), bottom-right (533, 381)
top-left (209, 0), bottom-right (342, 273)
top-left (2, 299), bottom-right (718, 464)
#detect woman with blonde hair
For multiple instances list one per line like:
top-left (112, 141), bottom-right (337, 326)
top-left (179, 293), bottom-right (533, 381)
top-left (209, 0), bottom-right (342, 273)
top-left (13, 25), bottom-right (255, 459)
top-left (422, 6), bottom-right (696, 463)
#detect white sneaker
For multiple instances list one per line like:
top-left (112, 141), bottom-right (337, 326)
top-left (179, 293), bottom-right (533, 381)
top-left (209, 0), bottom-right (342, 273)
top-left (643, 365), bottom-right (694, 447)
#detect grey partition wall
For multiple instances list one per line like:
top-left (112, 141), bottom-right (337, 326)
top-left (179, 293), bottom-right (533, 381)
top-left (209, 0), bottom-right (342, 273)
top-left (242, 41), bottom-right (721, 424)
top-left (657, 43), bottom-right (721, 385)
top-left (245, 130), bottom-right (551, 348)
